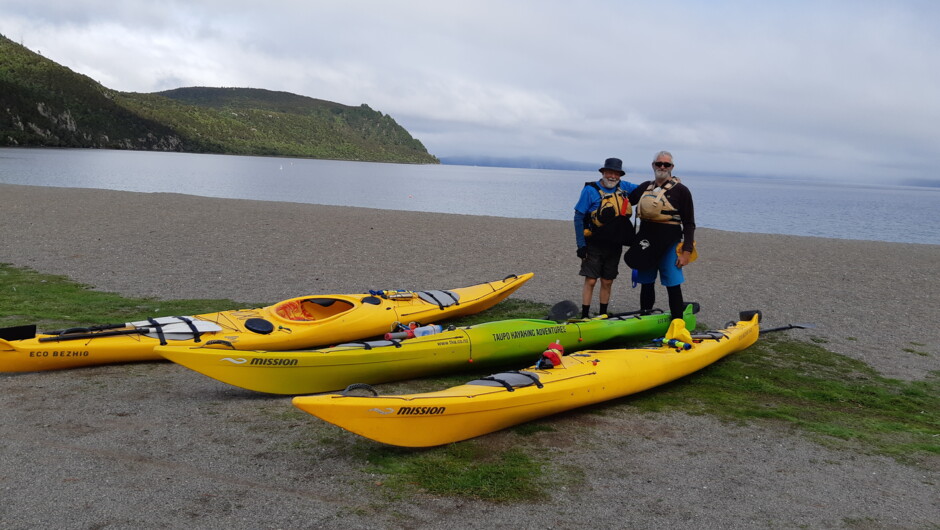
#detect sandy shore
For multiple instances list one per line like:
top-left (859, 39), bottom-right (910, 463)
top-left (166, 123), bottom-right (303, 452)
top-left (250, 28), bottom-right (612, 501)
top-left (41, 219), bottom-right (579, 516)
top-left (1, 183), bottom-right (937, 528)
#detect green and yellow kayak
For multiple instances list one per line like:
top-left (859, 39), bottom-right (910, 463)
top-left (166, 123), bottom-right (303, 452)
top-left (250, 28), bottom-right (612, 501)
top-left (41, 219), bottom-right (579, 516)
top-left (291, 311), bottom-right (760, 447)
top-left (0, 273), bottom-right (532, 372)
top-left (156, 303), bottom-right (698, 394)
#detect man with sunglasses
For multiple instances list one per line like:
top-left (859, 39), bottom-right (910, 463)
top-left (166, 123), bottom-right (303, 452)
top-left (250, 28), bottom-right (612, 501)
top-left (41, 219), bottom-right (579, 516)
top-left (573, 157), bottom-right (638, 318)
top-left (624, 150), bottom-right (696, 322)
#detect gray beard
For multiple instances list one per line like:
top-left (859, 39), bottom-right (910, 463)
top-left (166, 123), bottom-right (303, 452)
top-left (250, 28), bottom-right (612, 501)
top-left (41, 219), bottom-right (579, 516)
top-left (654, 169), bottom-right (672, 182)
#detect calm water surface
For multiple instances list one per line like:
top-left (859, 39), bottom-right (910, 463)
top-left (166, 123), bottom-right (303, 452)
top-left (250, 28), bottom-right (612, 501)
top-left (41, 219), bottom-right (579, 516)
top-left (1, 148), bottom-right (937, 245)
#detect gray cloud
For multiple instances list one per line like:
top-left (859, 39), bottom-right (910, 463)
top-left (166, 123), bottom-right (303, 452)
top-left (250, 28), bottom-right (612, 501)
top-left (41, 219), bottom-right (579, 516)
top-left (1, 0), bottom-right (937, 182)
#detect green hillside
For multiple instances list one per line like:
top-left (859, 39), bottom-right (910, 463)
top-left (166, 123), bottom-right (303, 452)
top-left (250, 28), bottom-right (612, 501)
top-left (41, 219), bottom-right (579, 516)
top-left (0, 34), bottom-right (438, 164)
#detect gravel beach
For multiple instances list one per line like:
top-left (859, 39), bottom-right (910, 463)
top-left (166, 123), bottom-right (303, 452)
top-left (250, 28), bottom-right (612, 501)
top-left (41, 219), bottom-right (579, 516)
top-left (1, 183), bottom-right (937, 528)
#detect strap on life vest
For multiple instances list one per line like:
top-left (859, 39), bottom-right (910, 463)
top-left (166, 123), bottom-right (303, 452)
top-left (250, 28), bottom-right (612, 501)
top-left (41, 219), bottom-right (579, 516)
top-left (585, 182), bottom-right (632, 221)
top-left (583, 182), bottom-right (632, 243)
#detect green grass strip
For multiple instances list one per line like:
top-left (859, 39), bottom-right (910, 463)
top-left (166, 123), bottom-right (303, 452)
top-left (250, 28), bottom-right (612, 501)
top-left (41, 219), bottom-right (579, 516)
top-left (628, 337), bottom-right (939, 466)
top-left (355, 442), bottom-right (545, 502)
top-left (0, 263), bottom-right (254, 328)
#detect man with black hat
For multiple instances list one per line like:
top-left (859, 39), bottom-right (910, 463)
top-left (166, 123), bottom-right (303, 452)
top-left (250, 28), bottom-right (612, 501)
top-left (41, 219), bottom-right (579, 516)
top-left (573, 157), bottom-right (638, 318)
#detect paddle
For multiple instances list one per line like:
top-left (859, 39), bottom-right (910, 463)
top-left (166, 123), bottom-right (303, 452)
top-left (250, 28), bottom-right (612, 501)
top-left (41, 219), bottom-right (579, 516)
top-left (607, 308), bottom-right (661, 318)
top-left (545, 301), bottom-right (693, 322)
top-left (39, 327), bottom-right (154, 343)
top-left (607, 302), bottom-right (698, 320)
top-left (46, 323), bottom-right (129, 335)
top-left (673, 320), bottom-right (816, 344)
top-left (761, 323), bottom-right (817, 334)
top-left (732, 310), bottom-right (816, 335)
top-left (688, 321), bottom-right (816, 339)
top-left (45, 316), bottom-right (220, 336)
top-left (38, 319), bottom-right (223, 343)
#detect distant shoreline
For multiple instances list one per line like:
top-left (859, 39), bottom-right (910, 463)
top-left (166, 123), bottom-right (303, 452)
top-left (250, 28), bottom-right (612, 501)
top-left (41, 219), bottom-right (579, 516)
top-left (2, 156), bottom-right (939, 245)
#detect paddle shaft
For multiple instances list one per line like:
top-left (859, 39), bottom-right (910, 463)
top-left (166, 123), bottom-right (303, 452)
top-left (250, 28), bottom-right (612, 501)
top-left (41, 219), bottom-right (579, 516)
top-left (38, 328), bottom-right (148, 343)
top-left (761, 323), bottom-right (815, 334)
top-left (46, 323), bottom-right (127, 335)
top-left (46, 316), bottom-right (198, 335)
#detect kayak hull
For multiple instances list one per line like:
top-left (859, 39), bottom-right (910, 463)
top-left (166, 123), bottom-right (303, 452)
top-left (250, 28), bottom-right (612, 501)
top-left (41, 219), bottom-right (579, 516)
top-left (0, 273), bottom-right (532, 372)
top-left (156, 304), bottom-right (697, 394)
top-left (291, 312), bottom-right (760, 447)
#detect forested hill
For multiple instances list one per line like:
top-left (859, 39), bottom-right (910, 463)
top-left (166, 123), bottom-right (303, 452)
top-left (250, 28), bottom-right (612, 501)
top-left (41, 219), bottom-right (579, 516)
top-left (0, 35), bottom-right (438, 164)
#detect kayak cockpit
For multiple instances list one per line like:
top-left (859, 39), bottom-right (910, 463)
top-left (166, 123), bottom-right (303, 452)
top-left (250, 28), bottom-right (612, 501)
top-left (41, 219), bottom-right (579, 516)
top-left (274, 298), bottom-right (355, 322)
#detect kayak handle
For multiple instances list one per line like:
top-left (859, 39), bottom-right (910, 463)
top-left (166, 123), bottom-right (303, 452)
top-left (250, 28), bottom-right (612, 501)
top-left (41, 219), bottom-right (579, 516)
top-left (342, 383), bottom-right (379, 396)
top-left (204, 340), bottom-right (236, 349)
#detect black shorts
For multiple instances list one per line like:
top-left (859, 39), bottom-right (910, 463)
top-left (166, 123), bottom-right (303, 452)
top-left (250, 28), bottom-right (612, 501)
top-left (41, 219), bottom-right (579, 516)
top-left (579, 245), bottom-right (623, 280)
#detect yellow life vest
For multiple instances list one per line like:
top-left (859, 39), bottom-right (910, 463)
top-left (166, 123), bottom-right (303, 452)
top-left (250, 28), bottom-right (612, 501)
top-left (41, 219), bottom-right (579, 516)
top-left (583, 182), bottom-right (632, 241)
top-left (637, 177), bottom-right (682, 225)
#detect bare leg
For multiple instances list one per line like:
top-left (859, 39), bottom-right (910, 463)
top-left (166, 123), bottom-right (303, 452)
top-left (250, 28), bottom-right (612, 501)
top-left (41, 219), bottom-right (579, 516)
top-left (599, 278), bottom-right (614, 304)
top-left (582, 277), bottom-right (597, 317)
top-left (582, 277), bottom-right (598, 306)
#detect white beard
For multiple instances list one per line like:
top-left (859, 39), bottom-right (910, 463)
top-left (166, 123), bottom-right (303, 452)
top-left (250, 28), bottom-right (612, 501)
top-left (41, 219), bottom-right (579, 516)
top-left (654, 168), bottom-right (672, 182)
top-left (601, 177), bottom-right (620, 189)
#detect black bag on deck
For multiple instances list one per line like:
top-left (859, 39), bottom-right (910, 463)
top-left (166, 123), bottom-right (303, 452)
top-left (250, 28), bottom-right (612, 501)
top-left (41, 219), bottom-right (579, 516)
top-left (623, 223), bottom-right (680, 270)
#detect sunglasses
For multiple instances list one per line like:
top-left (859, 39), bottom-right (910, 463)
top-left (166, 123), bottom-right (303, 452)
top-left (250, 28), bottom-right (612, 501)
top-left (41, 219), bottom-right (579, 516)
top-left (653, 162), bottom-right (674, 168)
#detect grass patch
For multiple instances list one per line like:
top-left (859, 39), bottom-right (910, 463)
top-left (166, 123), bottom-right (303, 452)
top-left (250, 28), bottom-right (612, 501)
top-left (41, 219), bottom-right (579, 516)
top-left (628, 336), bottom-right (940, 467)
top-left (0, 263), bottom-right (251, 329)
top-left (511, 423), bottom-right (557, 436)
top-left (354, 441), bottom-right (545, 502)
top-left (444, 298), bottom-right (554, 326)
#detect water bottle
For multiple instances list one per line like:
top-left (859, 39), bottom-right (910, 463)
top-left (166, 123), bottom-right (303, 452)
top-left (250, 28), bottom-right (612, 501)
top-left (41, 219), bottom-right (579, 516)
top-left (412, 324), bottom-right (443, 337)
top-left (384, 324), bottom-right (442, 340)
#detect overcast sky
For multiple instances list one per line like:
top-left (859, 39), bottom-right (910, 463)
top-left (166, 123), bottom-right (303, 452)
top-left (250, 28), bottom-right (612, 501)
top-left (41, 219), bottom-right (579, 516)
top-left (2, 1), bottom-right (938, 183)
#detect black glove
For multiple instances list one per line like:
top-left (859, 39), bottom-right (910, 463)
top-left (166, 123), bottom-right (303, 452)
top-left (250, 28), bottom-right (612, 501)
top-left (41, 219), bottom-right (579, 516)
top-left (576, 246), bottom-right (588, 259)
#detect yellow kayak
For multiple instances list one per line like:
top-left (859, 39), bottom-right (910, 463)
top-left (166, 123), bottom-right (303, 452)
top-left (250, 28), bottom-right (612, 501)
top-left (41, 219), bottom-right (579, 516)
top-left (291, 310), bottom-right (761, 447)
top-left (0, 273), bottom-right (532, 372)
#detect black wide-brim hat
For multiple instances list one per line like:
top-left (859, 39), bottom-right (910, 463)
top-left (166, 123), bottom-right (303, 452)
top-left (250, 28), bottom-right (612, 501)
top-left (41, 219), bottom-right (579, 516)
top-left (598, 157), bottom-right (625, 176)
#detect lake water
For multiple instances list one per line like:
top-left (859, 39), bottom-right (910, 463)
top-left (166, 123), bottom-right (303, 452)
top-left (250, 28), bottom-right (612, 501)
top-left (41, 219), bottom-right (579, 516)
top-left (1, 147), bottom-right (938, 245)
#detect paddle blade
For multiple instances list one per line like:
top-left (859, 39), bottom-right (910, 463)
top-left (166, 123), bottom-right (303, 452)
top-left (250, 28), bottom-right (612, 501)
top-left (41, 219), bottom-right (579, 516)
top-left (761, 323), bottom-right (817, 333)
top-left (0, 324), bottom-right (36, 341)
top-left (546, 300), bottom-right (579, 322)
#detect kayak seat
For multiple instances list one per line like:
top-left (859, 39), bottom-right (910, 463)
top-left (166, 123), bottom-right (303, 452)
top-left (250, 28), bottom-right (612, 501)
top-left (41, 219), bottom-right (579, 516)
top-left (274, 298), bottom-right (355, 321)
top-left (468, 370), bottom-right (543, 392)
top-left (416, 290), bottom-right (460, 309)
